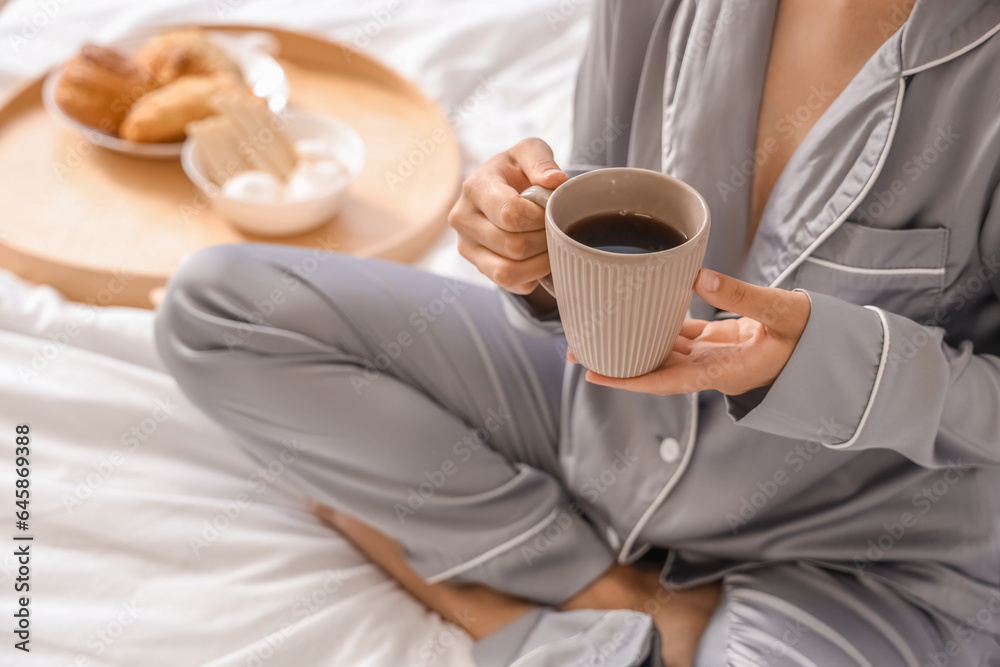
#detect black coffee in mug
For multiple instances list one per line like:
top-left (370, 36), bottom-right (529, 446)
top-left (564, 212), bottom-right (688, 254)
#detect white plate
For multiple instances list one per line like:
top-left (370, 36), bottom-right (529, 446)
top-left (42, 30), bottom-right (289, 161)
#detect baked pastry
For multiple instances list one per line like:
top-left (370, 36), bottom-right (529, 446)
top-left (54, 44), bottom-right (154, 134)
top-left (120, 75), bottom-right (242, 143)
top-left (187, 90), bottom-right (297, 184)
top-left (134, 29), bottom-right (243, 86)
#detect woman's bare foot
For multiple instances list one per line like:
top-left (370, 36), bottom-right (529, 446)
top-left (309, 500), bottom-right (536, 640)
top-left (310, 501), bottom-right (720, 665)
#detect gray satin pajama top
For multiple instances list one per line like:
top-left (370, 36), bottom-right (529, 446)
top-left (494, 0), bottom-right (1000, 663)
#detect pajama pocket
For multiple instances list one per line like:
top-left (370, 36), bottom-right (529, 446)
top-left (787, 221), bottom-right (949, 325)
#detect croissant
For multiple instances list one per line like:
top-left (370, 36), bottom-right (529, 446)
top-left (119, 75), bottom-right (242, 143)
top-left (54, 44), bottom-right (155, 134)
top-left (134, 29), bottom-right (243, 86)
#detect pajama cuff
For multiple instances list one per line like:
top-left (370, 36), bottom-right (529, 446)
top-left (725, 290), bottom-right (886, 446)
top-left (432, 502), bottom-right (617, 606)
top-left (498, 288), bottom-right (563, 338)
top-left (473, 608), bottom-right (663, 667)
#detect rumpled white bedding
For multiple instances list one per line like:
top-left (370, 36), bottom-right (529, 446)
top-left (0, 1), bottom-right (591, 664)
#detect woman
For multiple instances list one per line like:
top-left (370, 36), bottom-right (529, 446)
top-left (155, 1), bottom-right (1000, 664)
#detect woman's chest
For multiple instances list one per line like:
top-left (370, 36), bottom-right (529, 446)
top-left (749, 1), bottom-right (912, 239)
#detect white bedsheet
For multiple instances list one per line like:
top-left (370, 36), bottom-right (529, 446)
top-left (0, 1), bottom-right (591, 664)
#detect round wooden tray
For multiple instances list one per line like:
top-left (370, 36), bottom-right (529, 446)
top-left (0, 25), bottom-right (461, 309)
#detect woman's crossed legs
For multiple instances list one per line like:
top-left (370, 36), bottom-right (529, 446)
top-left (155, 243), bottom-right (958, 667)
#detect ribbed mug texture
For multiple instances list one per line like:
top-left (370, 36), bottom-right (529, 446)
top-left (549, 227), bottom-right (708, 378)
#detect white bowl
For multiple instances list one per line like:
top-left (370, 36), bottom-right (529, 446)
top-left (181, 112), bottom-right (366, 237)
top-left (42, 29), bottom-right (289, 160)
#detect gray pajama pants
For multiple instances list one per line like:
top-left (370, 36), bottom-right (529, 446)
top-left (155, 244), bottom-right (973, 667)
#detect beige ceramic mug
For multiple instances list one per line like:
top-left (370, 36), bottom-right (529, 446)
top-left (521, 168), bottom-right (710, 378)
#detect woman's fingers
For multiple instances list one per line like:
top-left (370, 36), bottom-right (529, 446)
top-left (447, 138), bottom-right (566, 295)
top-left (456, 236), bottom-right (551, 294)
top-left (464, 173), bottom-right (548, 233)
top-left (450, 207), bottom-right (548, 260)
top-left (461, 139), bottom-right (566, 235)
top-left (583, 351), bottom-right (701, 395)
top-left (680, 319), bottom-right (710, 339)
top-left (695, 269), bottom-right (811, 340)
top-left (671, 337), bottom-right (695, 355)
top-left (507, 137), bottom-right (568, 189)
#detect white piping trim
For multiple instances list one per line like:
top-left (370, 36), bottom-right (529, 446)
top-left (730, 626), bottom-right (822, 667)
top-left (902, 21), bottom-right (1000, 76)
top-left (770, 81), bottom-right (906, 289)
top-left (803, 256), bottom-right (945, 276)
top-left (659, 547), bottom-right (677, 580)
top-left (425, 507), bottom-right (561, 583)
top-left (626, 542), bottom-right (653, 563)
top-left (794, 564), bottom-right (922, 667)
top-left (825, 306), bottom-right (891, 450)
top-left (770, 19), bottom-right (1000, 287)
top-left (729, 589), bottom-right (876, 667)
top-left (617, 392), bottom-right (698, 562)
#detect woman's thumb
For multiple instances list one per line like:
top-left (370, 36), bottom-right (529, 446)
top-left (696, 269), bottom-right (781, 323)
top-left (512, 138), bottom-right (567, 187)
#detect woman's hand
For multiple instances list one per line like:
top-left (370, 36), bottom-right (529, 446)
top-left (570, 269), bottom-right (812, 396)
top-left (448, 138), bottom-right (567, 295)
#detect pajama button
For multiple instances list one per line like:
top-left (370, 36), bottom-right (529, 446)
top-left (659, 437), bottom-right (681, 463)
top-left (605, 527), bottom-right (621, 550)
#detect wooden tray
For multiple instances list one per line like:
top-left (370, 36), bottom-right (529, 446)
top-left (0, 25), bottom-right (461, 308)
